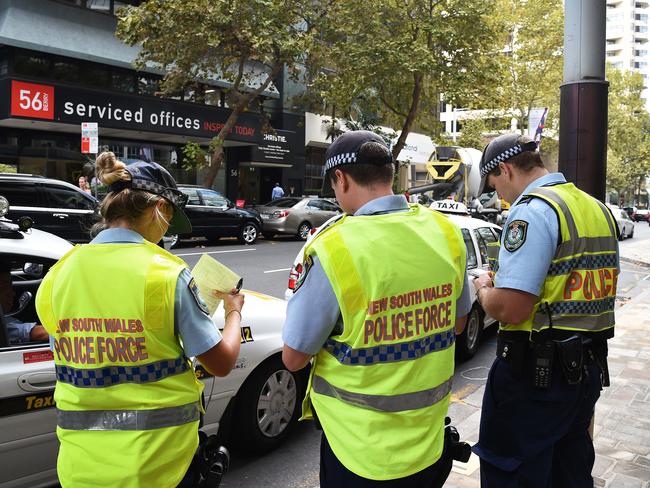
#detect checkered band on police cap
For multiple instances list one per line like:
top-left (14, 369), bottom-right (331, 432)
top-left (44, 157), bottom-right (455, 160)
top-left (479, 134), bottom-right (538, 178)
top-left (322, 130), bottom-right (391, 176)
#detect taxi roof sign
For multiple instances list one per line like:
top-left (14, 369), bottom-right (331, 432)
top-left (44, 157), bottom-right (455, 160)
top-left (430, 200), bottom-right (469, 215)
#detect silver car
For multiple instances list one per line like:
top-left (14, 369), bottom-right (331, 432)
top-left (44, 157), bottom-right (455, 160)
top-left (257, 197), bottom-right (342, 240)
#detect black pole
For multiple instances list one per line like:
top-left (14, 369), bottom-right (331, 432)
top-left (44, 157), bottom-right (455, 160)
top-left (558, 81), bottom-right (608, 201)
top-left (559, 0), bottom-right (608, 202)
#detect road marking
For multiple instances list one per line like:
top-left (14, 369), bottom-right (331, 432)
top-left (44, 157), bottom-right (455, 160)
top-left (644, 274), bottom-right (650, 281)
top-left (264, 267), bottom-right (291, 274)
top-left (174, 249), bottom-right (257, 257)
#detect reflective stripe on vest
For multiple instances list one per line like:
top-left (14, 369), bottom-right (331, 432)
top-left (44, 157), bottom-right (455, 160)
top-left (324, 329), bottom-right (455, 365)
top-left (500, 184), bottom-right (618, 336)
top-left (57, 401), bottom-right (200, 431)
top-left (56, 355), bottom-right (189, 388)
top-left (312, 375), bottom-right (453, 412)
top-left (302, 204), bottom-right (465, 480)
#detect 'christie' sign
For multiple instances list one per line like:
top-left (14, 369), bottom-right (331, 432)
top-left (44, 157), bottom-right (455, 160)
top-left (2, 79), bottom-right (262, 143)
top-left (249, 130), bottom-right (295, 164)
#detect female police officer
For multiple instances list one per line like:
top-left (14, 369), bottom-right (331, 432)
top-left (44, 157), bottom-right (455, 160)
top-left (35, 152), bottom-right (244, 488)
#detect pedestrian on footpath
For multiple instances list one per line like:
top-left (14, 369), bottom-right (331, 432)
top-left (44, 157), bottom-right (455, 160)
top-left (472, 134), bottom-right (619, 487)
top-left (35, 152), bottom-right (245, 488)
top-left (271, 182), bottom-right (284, 200)
top-left (282, 131), bottom-right (471, 487)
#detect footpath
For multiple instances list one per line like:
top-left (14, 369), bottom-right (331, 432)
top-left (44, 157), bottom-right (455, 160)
top-left (445, 243), bottom-right (650, 488)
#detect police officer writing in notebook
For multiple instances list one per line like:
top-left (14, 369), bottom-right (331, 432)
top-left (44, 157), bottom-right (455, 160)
top-left (472, 134), bottom-right (619, 487)
top-left (282, 131), bottom-right (471, 487)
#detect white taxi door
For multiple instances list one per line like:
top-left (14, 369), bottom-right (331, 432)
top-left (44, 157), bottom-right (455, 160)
top-left (0, 343), bottom-right (58, 487)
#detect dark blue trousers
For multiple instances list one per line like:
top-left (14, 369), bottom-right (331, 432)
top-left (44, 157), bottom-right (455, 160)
top-left (473, 356), bottom-right (602, 487)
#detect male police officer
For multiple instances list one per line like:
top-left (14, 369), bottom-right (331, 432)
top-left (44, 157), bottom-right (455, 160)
top-left (282, 131), bottom-right (471, 487)
top-left (472, 133), bottom-right (618, 487)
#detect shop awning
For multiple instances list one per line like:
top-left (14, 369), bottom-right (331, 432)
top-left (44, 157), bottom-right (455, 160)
top-left (0, 0), bottom-right (279, 98)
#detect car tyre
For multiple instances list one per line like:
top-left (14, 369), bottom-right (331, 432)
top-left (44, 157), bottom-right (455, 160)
top-left (457, 306), bottom-right (483, 360)
top-left (238, 222), bottom-right (259, 245)
top-left (297, 222), bottom-right (312, 241)
top-left (231, 356), bottom-right (306, 453)
top-left (629, 227), bottom-right (634, 239)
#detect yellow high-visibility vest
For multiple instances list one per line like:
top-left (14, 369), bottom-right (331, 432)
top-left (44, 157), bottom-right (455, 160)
top-left (36, 240), bottom-right (203, 488)
top-left (302, 204), bottom-right (466, 480)
top-left (499, 183), bottom-right (618, 337)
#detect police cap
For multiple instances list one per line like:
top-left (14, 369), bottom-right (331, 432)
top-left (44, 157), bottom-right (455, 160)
top-left (478, 133), bottom-right (537, 194)
top-left (321, 130), bottom-right (393, 197)
top-left (108, 161), bottom-right (192, 235)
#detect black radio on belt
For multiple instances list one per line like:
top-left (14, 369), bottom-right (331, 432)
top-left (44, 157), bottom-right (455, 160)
top-left (533, 342), bottom-right (554, 389)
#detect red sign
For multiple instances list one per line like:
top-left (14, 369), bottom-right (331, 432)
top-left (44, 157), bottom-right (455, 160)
top-left (81, 137), bottom-right (90, 153)
top-left (10, 81), bottom-right (55, 120)
top-left (236, 199), bottom-right (246, 208)
top-left (23, 350), bottom-right (54, 364)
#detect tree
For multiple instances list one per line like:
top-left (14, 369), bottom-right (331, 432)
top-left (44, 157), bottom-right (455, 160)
top-left (116, 0), bottom-right (320, 188)
top-left (466, 0), bottom-right (564, 138)
top-left (457, 118), bottom-right (491, 150)
top-left (309, 0), bottom-right (499, 161)
top-left (606, 64), bottom-right (650, 204)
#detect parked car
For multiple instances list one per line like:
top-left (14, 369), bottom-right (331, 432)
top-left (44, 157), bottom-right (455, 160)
top-left (173, 185), bottom-right (263, 247)
top-left (608, 205), bottom-right (635, 240)
top-left (255, 197), bottom-right (342, 240)
top-left (0, 196), bottom-right (305, 487)
top-left (633, 208), bottom-right (649, 222)
top-left (0, 173), bottom-right (99, 243)
top-left (284, 201), bottom-right (501, 359)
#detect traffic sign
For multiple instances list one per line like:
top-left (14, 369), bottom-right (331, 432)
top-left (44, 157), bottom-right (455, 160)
top-left (81, 122), bottom-right (98, 154)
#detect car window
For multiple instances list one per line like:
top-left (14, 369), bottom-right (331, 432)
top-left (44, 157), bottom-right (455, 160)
top-left (620, 210), bottom-right (631, 221)
top-left (44, 184), bottom-right (95, 210)
top-left (181, 188), bottom-right (201, 205)
top-left (320, 200), bottom-right (341, 212)
top-left (266, 198), bottom-right (300, 208)
top-left (307, 199), bottom-right (323, 210)
top-left (473, 229), bottom-right (490, 265)
top-left (461, 228), bottom-right (478, 269)
top-left (198, 190), bottom-right (228, 208)
top-left (0, 182), bottom-right (44, 207)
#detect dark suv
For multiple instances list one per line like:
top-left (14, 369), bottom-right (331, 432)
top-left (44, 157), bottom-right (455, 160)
top-left (175, 185), bottom-right (262, 246)
top-left (0, 173), bottom-right (99, 243)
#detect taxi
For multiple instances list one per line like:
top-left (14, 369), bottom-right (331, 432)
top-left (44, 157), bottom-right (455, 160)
top-left (285, 199), bottom-right (502, 359)
top-left (0, 196), bottom-right (304, 488)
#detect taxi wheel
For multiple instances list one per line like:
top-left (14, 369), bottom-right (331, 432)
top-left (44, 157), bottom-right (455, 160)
top-left (297, 222), bottom-right (312, 240)
top-left (232, 356), bottom-right (306, 453)
top-left (457, 306), bottom-right (483, 360)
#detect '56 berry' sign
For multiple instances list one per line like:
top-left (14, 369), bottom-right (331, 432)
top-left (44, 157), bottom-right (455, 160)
top-left (10, 81), bottom-right (54, 120)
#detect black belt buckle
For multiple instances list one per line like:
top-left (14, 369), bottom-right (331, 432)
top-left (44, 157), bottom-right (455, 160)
top-left (554, 335), bottom-right (583, 385)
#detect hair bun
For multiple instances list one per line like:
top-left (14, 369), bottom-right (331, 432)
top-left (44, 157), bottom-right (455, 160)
top-left (96, 152), bottom-right (131, 185)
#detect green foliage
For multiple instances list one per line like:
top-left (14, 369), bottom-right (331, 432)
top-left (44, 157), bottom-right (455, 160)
top-left (181, 141), bottom-right (207, 171)
top-left (0, 164), bottom-right (17, 173)
top-left (117, 0), bottom-right (323, 187)
top-left (465, 0), bottom-right (563, 137)
top-left (606, 64), bottom-right (650, 200)
top-left (457, 118), bottom-right (490, 150)
top-left (308, 0), bottom-right (500, 149)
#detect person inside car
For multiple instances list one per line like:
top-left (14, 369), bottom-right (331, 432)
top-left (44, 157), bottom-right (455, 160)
top-left (0, 264), bottom-right (49, 344)
top-left (35, 151), bottom-right (245, 488)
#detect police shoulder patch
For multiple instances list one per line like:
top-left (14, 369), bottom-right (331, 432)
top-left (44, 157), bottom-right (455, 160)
top-left (504, 219), bottom-right (528, 252)
top-left (188, 278), bottom-right (210, 316)
top-left (293, 255), bottom-right (313, 293)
